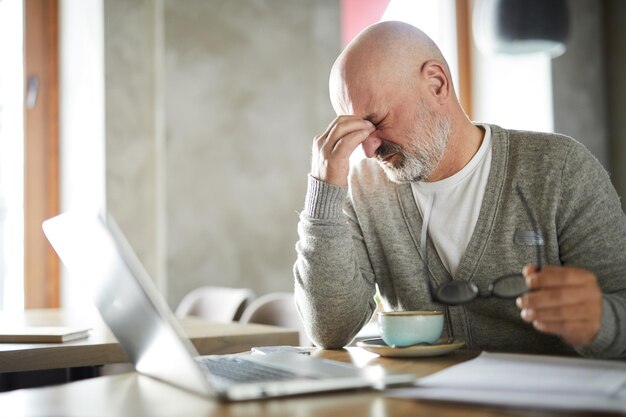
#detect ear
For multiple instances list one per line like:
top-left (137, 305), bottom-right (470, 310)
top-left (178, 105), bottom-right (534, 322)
top-left (420, 60), bottom-right (450, 104)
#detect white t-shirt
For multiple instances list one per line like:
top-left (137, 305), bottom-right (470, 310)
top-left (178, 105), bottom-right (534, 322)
top-left (411, 125), bottom-right (492, 277)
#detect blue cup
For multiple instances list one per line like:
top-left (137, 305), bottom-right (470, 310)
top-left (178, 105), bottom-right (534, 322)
top-left (378, 310), bottom-right (444, 347)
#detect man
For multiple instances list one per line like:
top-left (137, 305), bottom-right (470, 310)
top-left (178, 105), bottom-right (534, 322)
top-left (293, 21), bottom-right (626, 358)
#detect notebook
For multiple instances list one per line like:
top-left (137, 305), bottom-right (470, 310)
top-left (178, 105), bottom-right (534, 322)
top-left (42, 211), bottom-right (414, 401)
top-left (0, 326), bottom-right (91, 343)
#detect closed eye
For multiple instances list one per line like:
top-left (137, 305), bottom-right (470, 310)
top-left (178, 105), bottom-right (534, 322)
top-left (364, 113), bottom-right (388, 130)
top-left (373, 118), bottom-right (387, 130)
top-left (363, 114), bottom-right (378, 125)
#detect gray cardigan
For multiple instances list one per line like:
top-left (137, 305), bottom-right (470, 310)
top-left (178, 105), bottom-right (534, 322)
top-left (294, 124), bottom-right (626, 359)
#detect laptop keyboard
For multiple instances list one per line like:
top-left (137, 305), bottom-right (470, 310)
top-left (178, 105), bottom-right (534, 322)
top-left (199, 356), bottom-right (308, 383)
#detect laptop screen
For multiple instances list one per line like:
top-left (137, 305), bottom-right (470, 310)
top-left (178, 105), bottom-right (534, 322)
top-left (43, 211), bottom-right (214, 396)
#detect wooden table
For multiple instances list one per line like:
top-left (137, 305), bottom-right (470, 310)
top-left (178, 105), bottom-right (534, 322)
top-left (0, 347), bottom-right (618, 417)
top-left (0, 308), bottom-right (298, 381)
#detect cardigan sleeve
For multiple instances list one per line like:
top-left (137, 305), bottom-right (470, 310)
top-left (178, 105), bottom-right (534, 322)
top-left (293, 175), bottom-right (377, 348)
top-left (556, 141), bottom-right (626, 359)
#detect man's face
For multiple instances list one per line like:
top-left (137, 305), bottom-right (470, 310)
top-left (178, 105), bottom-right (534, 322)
top-left (331, 66), bottom-right (451, 183)
top-left (368, 98), bottom-right (451, 183)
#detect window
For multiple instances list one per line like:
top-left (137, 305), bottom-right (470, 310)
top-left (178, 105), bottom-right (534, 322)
top-left (472, 52), bottom-right (554, 133)
top-left (0, 0), bottom-right (25, 310)
top-left (382, 0), bottom-right (459, 89)
top-left (0, 0), bottom-right (60, 311)
top-left (23, 0), bottom-right (61, 308)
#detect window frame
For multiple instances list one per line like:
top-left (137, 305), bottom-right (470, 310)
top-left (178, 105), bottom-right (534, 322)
top-left (23, 0), bottom-right (60, 308)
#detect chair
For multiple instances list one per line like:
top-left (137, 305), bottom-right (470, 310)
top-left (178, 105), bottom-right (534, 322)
top-left (239, 292), bottom-right (312, 346)
top-left (175, 286), bottom-right (255, 323)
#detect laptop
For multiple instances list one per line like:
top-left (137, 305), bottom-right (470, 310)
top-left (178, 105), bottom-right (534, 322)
top-left (42, 211), bottom-right (414, 401)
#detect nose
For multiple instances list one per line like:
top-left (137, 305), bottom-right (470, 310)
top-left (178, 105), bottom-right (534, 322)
top-left (361, 134), bottom-right (382, 158)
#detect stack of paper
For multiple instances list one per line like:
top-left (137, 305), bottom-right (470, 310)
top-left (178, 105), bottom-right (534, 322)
top-left (387, 352), bottom-right (626, 413)
top-left (0, 326), bottom-right (91, 343)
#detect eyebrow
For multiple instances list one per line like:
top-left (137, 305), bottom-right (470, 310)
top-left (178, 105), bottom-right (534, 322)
top-left (363, 113), bottom-right (378, 123)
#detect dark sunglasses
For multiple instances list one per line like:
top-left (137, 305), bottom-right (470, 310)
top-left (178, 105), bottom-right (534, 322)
top-left (421, 184), bottom-right (541, 306)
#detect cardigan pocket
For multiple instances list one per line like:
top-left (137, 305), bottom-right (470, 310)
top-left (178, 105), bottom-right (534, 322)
top-left (514, 230), bottom-right (545, 246)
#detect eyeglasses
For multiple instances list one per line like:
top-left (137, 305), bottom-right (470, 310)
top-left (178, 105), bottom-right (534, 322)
top-left (422, 184), bottom-right (541, 306)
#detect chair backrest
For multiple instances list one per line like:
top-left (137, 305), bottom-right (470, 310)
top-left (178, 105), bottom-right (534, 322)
top-left (239, 292), bottom-right (311, 346)
top-left (175, 286), bottom-right (255, 323)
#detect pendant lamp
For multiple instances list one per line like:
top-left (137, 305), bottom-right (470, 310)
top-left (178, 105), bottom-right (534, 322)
top-left (473, 0), bottom-right (570, 57)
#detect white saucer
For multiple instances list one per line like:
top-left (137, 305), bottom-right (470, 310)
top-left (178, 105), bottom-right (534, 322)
top-left (356, 337), bottom-right (465, 358)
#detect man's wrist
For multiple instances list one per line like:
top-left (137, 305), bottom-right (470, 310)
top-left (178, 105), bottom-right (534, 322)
top-left (576, 298), bottom-right (616, 356)
top-left (304, 174), bottom-right (348, 219)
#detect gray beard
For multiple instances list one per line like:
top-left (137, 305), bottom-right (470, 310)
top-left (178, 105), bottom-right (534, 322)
top-left (379, 116), bottom-right (451, 183)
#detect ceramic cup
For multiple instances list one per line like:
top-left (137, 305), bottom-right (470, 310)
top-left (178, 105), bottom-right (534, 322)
top-left (378, 310), bottom-right (444, 347)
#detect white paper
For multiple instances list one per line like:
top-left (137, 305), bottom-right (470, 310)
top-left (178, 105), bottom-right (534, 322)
top-left (386, 352), bottom-right (626, 413)
top-left (388, 386), bottom-right (626, 414)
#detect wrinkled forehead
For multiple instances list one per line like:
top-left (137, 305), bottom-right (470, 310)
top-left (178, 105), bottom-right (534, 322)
top-left (329, 73), bottom-right (374, 115)
top-left (330, 55), bottom-right (409, 117)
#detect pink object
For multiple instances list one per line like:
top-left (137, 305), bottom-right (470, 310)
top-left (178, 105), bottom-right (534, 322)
top-left (342, 0), bottom-right (391, 46)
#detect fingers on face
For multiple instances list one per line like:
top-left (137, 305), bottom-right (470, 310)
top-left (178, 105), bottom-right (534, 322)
top-left (318, 115), bottom-right (354, 141)
top-left (328, 130), bottom-right (374, 159)
top-left (316, 117), bottom-right (374, 157)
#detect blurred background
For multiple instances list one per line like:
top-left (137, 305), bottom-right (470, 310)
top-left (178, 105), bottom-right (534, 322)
top-left (0, 0), bottom-right (624, 313)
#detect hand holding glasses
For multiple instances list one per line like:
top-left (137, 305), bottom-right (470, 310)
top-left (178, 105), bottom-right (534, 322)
top-left (422, 184), bottom-right (540, 306)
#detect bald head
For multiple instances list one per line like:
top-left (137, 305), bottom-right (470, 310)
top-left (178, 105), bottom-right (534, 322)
top-left (330, 21), bottom-right (454, 114)
top-left (324, 22), bottom-right (482, 183)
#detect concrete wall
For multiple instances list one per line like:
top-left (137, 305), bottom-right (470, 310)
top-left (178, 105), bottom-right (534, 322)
top-left (104, 0), bottom-right (165, 292)
top-left (104, 1), bottom-right (340, 307)
top-left (552, 0), bottom-right (626, 203)
top-left (605, 0), bottom-right (626, 209)
top-left (552, 0), bottom-right (608, 168)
